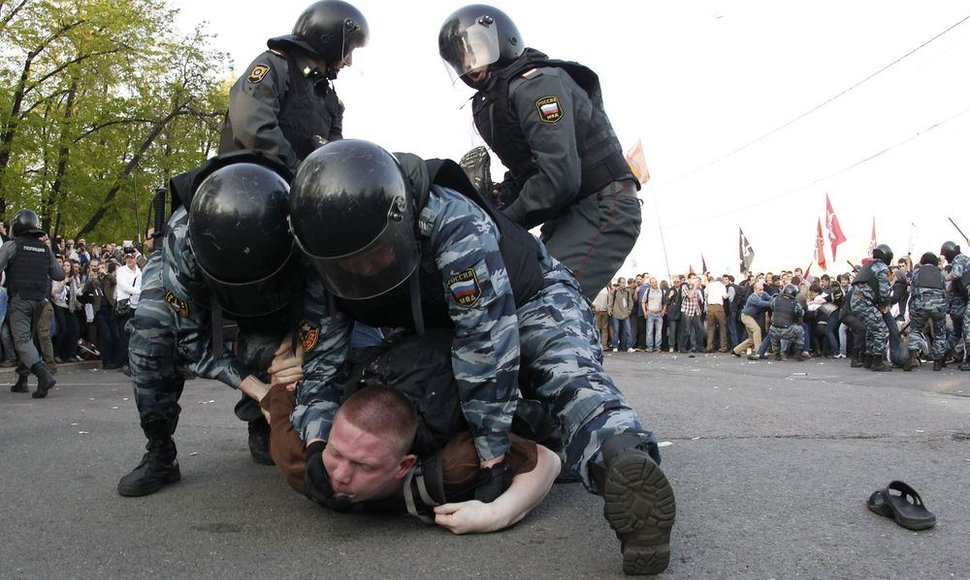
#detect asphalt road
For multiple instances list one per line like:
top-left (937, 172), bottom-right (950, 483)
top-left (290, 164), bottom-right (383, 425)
top-left (1, 353), bottom-right (968, 579)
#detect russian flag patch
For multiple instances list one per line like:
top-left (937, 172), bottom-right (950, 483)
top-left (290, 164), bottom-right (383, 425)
top-left (535, 95), bottom-right (563, 123)
top-left (447, 268), bottom-right (482, 306)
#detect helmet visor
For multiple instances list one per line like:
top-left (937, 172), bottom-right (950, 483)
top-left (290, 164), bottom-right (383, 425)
top-left (199, 245), bottom-right (302, 319)
top-left (440, 17), bottom-right (501, 84)
top-left (297, 212), bottom-right (419, 301)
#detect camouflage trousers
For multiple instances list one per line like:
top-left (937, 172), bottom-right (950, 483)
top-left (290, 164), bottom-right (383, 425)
top-left (907, 291), bottom-right (947, 359)
top-left (851, 293), bottom-right (888, 356)
top-left (128, 298), bottom-right (286, 429)
top-left (126, 294), bottom-right (186, 431)
top-left (945, 298), bottom-right (968, 360)
top-left (517, 278), bottom-right (657, 493)
top-left (768, 324), bottom-right (805, 354)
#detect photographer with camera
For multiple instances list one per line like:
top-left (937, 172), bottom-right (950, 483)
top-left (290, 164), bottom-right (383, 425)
top-left (81, 258), bottom-right (120, 369)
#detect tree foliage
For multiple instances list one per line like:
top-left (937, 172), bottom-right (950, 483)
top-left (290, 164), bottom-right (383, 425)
top-left (0, 0), bottom-right (229, 243)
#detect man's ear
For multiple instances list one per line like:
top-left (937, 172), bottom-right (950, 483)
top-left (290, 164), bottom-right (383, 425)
top-left (396, 454), bottom-right (417, 478)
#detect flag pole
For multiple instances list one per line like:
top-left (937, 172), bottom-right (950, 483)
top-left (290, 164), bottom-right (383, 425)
top-left (651, 193), bottom-right (673, 282)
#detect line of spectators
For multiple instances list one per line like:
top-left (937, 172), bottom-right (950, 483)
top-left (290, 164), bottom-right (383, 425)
top-left (0, 228), bottom-right (145, 374)
top-left (592, 259), bottom-right (964, 366)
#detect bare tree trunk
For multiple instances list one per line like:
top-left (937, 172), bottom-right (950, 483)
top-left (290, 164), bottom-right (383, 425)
top-left (74, 102), bottom-right (189, 238)
top-left (41, 79), bottom-right (77, 231)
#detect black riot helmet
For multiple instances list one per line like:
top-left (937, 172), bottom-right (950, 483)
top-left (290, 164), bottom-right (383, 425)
top-left (940, 240), bottom-right (961, 262)
top-left (438, 4), bottom-right (524, 88)
top-left (269, 1), bottom-right (368, 68)
top-left (782, 284), bottom-right (798, 299)
top-left (289, 139), bottom-right (420, 300)
top-left (11, 209), bottom-right (44, 237)
top-left (188, 162), bottom-right (301, 319)
top-left (872, 243), bottom-right (893, 266)
top-left (920, 252), bottom-right (939, 267)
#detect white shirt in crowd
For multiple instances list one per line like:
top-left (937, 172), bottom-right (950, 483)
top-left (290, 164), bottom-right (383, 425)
top-left (115, 262), bottom-right (142, 307)
top-left (704, 280), bottom-right (728, 307)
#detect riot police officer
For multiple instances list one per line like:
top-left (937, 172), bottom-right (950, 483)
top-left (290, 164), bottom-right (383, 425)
top-left (768, 284), bottom-right (809, 361)
top-left (117, 153), bottom-right (347, 496)
top-left (905, 252), bottom-right (947, 371)
top-left (438, 5), bottom-right (641, 301)
top-left (219, 0), bottom-right (369, 174)
top-left (851, 244), bottom-right (893, 371)
top-left (941, 241), bottom-right (970, 370)
top-left (0, 210), bottom-right (63, 398)
top-left (287, 139), bottom-right (675, 575)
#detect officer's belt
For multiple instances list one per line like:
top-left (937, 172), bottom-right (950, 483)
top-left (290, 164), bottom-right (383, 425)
top-left (594, 179), bottom-right (638, 200)
top-left (770, 323), bottom-right (791, 329)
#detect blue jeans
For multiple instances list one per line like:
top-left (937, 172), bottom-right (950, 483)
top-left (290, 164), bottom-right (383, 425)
top-left (646, 313), bottom-right (663, 349)
top-left (685, 315), bottom-right (704, 352)
top-left (609, 317), bottom-right (632, 349)
top-left (824, 312), bottom-right (841, 355)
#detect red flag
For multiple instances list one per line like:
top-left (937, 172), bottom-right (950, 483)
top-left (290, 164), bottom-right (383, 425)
top-left (868, 217), bottom-right (877, 256)
top-left (824, 194), bottom-right (847, 260)
top-left (804, 262), bottom-right (812, 279)
top-left (815, 217), bottom-right (827, 271)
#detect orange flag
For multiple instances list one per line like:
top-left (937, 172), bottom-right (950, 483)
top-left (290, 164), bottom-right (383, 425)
top-left (625, 139), bottom-right (650, 185)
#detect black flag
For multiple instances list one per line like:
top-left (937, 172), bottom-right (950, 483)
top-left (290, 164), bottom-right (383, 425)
top-left (739, 228), bottom-right (755, 273)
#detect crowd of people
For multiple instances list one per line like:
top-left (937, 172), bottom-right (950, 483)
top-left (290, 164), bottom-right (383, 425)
top-left (0, 228), bottom-right (145, 376)
top-left (7, 1), bottom-right (969, 576)
top-left (592, 242), bottom-right (968, 372)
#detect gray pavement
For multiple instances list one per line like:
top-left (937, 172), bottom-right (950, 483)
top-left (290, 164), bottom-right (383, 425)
top-left (1, 353), bottom-right (969, 579)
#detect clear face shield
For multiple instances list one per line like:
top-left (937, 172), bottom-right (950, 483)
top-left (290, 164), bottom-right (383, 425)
top-left (440, 16), bottom-right (501, 86)
top-left (295, 197), bottom-right (420, 300)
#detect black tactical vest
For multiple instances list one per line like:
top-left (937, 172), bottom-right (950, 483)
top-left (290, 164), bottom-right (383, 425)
top-left (912, 264), bottom-right (944, 290)
top-left (275, 52), bottom-right (341, 163)
top-left (337, 159), bottom-right (546, 330)
top-left (851, 262), bottom-right (882, 299)
top-left (8, 237), bottom-right (52, 300)
top-left (771, 296), bottom-right (796, 327)
top-left (472, 48), bottom-right (633, 197)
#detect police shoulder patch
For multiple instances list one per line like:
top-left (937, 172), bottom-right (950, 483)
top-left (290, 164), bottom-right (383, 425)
top-left (247, 64), bottom-right (271, 84)
top-left (447, 268), bottom-right (482, 307)
top-left (535, 95), bottom-right (563, 123)
top-left (164, 291), bottom-right (189, 318)
top-left (299, 321), bottom-right (320, 352)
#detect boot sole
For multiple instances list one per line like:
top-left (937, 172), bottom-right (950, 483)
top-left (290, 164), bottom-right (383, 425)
top-left (603, 453), bottom-right (676, 575)
top-left (117, 466), bottom-right (182, 497)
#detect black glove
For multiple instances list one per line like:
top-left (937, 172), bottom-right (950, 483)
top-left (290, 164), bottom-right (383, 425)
top-left (303, 441), bottom-right (354, 512)
top-left (474, 460), bottom-right (511, 503)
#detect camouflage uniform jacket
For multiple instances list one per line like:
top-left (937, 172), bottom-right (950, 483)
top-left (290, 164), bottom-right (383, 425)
top-left (295, 185), bottom-right (522, 461)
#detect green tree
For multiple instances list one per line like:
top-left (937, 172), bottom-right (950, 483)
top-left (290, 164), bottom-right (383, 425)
top-left (0, 0), bottom-right (229, 243)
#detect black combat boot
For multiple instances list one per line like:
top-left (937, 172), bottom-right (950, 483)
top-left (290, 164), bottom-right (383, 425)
top-left (594, 433), bottom-right (676, 575)
top-left (118, 418), bottom-right (181, 497)
top-left (933, 358), bottom-right (943, 371)
top-left (30, 362), bottom-right (56, 398)
top-left (863, 354), bottom-right (873, 369)
top-left (10, 373), bottom-right (29, 393)
top-left (961, 359), bottom-right (970, 371)
top-left (248, 417), bottom-right (274, 465)
top-left (850, 349), bottom-right (865, 368)
top-left (870, 356), bottom-right (891, 372)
